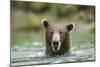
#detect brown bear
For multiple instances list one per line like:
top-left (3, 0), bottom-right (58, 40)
top-left (42, 19), bottom-right (74, 57)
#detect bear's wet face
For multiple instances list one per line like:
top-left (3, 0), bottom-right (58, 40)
top-left (42, 19), bottom-right (74, 56)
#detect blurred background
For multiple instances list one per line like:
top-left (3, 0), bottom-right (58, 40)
top-left (11, 1), bottom-right (95, 51)
top-left (11, 1), bottom-right (95, 66)
top-left (11, 1), bottom-right (95, 32)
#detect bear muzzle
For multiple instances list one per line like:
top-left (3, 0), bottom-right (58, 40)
top-left (52, 41), bottom-right (61, 52)
top-left (51, 32), bottom-right (61, 52)
top-left (53, 41), bottom-right (59, 49)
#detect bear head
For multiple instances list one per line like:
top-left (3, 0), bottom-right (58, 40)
top-left (42, 19), bottom-right (74, 54)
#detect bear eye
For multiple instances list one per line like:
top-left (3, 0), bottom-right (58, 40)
top-left (59, 31), bottom-right (63, 34)
top-left (51, 32), bottom-right (53, 34)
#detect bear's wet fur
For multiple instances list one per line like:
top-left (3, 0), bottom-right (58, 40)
top-left (42, 19), bottom-right (74, 57)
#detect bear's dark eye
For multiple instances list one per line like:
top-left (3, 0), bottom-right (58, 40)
top-left (59, 31), bottom-right (63, 34)
top-left (51, 32), bottom-right (53, 34)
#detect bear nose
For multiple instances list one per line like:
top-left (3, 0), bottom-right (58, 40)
top-left (53, 41), bottom-right (59, 45)
top-left (53, 41), bottom-right (59, 49)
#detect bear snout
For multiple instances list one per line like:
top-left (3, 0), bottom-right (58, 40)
top-left (53, 41), bottom-right (59, 49)
top-left (52, 41), bottom-right (61, 51)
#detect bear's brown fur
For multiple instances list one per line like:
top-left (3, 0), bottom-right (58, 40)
top-left (42, 19), bottom-right (74, 57)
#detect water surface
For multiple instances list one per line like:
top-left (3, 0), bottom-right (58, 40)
top-left (11, 31), bottom-right (95, 66)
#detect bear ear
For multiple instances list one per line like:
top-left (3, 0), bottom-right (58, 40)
top-left (42, 19), bottom-right (49, 28)
top-left (66, 23), bottom-right (74, 31)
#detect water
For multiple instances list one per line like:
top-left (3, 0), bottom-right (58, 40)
top-left (11, 31), bottom-right (95, 66)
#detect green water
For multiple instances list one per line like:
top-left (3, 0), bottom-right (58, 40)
top-left (11, 31), bottom-right (95, 66)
